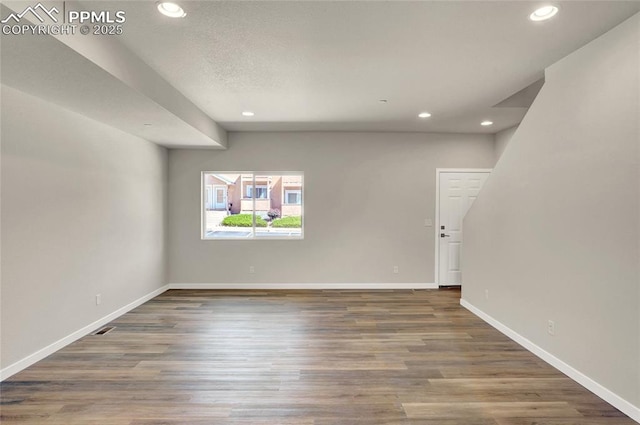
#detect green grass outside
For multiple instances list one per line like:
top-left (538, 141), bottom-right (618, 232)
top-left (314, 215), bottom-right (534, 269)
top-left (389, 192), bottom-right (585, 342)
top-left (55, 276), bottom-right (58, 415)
top-left (271, 216), bottom-right (302, 228)
top-left (221, 214), bottom-right (267, 227)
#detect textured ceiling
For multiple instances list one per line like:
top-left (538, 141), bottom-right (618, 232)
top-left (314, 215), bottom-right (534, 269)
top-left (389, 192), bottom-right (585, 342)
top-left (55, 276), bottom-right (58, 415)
top-left (105, 1), bottom-right (640, 134)
top-left (2, 1), bottom-right (639, 146)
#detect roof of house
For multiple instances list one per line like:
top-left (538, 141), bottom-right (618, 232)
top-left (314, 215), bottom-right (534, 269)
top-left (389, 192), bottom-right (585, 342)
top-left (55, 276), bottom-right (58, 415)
top-left (211, 174), bottom-right (238, 185)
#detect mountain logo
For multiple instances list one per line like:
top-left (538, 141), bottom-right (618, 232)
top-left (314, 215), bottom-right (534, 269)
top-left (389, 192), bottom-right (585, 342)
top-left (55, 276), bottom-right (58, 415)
top-left (1, 2), bottom-right (60, 24)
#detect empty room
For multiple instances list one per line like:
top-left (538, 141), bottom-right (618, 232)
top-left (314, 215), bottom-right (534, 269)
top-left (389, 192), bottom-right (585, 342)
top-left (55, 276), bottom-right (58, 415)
top-left (1, 1), bottom-right (639, 423)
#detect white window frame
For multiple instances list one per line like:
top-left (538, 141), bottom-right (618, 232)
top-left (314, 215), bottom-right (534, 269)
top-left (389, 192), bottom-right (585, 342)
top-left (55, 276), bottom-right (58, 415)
top-left (201, 171), bottom-right (304, 241)
top-left (246, 185), bottom-right (268, 199)
top-left (284, 189), bottom-right (302, 205)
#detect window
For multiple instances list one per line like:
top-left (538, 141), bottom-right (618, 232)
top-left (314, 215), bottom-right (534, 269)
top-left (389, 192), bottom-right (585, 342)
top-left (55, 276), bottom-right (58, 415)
top-left (246, 185), bottom-right (268, 199)
top-left (202, 172), bottom-right (303, 240)
top-left (285, 190), bottom-right (302, 205)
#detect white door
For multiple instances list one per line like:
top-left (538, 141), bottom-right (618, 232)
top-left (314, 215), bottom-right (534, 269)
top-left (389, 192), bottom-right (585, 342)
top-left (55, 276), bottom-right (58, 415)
top-left (438, 171), bottom-right (490, 286)
top-left (214, 186), bottom-right (227, 210)
top-left (205, 186), bottom-right (214, 210)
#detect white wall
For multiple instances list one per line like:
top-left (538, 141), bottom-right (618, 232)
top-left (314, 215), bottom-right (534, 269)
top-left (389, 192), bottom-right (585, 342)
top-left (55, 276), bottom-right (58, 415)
top-left (0, 86), bottom-right (168, 371)
top-left (168, 132), bottom-right (494, 285)
top-left (463, 13), bottom-right (640, 413)
top-left (494, 125), bottom-right (518, 163)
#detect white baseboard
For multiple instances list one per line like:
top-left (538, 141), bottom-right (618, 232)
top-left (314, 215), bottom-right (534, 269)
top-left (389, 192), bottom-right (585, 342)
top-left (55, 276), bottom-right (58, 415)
top-left (460, 298), bottom-right (640, 423)
top-left (0, 284), bottom-right (170, 381)
top-left (169, 282), bottom-right (438, 290)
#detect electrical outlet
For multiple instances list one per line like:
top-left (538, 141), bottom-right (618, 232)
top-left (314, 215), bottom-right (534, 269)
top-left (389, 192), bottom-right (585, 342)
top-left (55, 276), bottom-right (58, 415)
top-left (484, 289), bottom-right (489, 300)
top-left (393, 266), bottom-right (399, 274)
top-left (547, 320), bottom-right (555, 336)
top-left (249, 266), bottom-right (255, 274)
top-left (96, 294), bottom-right (102, 306)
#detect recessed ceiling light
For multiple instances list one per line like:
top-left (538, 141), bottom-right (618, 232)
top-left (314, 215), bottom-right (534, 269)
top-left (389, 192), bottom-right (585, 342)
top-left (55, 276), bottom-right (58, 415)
top-left (143, 123), bottom-right (152, 126)
top-left (242, 111), bottom-right (255, 117)
top-left (157, 2), bottom-right (187, 18)
top-left (379, 99), bottom-right (388, 103)
top-left (481, 120), bottom-right (494, 126)
top-left (418, 112), bottom-right (432, 118)
top-left (529, 5), bottom-right (558, 21)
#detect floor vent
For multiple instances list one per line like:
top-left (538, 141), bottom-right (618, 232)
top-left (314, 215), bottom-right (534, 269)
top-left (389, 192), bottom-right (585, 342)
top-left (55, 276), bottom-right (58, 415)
top-left (93, 326), bottom-right (115, 335)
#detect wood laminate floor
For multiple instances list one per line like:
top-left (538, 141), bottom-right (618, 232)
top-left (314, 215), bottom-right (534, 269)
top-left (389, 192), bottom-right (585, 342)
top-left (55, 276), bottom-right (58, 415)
top-left (0, 289), bottom-right (634, 424)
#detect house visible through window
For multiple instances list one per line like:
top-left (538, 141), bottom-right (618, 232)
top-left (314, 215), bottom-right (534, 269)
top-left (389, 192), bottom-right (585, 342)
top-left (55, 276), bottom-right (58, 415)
top-left (202, 172), bottom-right (303, 239)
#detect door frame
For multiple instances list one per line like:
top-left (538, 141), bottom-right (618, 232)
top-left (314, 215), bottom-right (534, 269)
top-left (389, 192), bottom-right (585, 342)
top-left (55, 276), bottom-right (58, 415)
top-left (205, 185), bottom-right (214, 210)
top-left (213, 185), bottom-right (227, 210)
top-left (435, 168), bottom-right (492, 287)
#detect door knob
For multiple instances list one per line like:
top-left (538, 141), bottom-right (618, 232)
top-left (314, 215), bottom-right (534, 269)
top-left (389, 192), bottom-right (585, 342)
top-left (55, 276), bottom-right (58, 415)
top-left (440, 233), bottom-right (451, 238)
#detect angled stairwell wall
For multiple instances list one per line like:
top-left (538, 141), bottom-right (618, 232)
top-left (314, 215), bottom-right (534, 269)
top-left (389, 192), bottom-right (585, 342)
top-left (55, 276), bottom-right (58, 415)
top-left (462, 13), bottom-right (640, 420)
